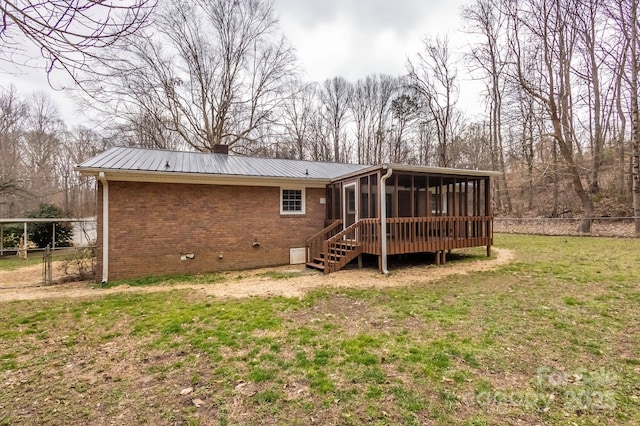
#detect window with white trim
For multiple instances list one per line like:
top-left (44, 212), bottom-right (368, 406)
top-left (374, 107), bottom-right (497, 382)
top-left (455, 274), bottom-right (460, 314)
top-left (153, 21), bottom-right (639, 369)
top-left (281, 188), bottom-right (305, 214)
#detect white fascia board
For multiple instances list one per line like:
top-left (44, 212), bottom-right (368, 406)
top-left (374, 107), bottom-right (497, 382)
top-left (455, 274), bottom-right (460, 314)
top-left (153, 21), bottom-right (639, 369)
top-left (74, 168), bottom-right (330, 188)
top-left (327, 164), bottom-right (501, 183)
top-left (386, 164), bottom-right (502, 177)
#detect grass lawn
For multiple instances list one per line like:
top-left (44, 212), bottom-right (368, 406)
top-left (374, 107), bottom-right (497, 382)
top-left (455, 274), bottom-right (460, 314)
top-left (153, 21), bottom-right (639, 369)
top-left (0, 249), bottom-right (72, 271)
top-left (1, 234), bottom-right (639, 425)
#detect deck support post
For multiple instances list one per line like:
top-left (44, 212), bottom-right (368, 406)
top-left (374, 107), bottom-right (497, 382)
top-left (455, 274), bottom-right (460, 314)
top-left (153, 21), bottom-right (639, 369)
top-left (486, 244), bottom-right (491, 257)
top-left (357, 254), bottom-right (363, 268)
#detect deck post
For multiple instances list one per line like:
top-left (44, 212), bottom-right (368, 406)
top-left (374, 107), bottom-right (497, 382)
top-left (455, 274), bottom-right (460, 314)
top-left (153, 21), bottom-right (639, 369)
top-left (357, 254), bottom-right (363, 268)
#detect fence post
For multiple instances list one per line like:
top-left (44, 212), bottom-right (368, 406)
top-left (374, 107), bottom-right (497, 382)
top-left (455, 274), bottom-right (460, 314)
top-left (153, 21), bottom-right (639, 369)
top-left (42, 244), bottom-right (52, 285)
top-left (23, 222), bottom-right (28, 259)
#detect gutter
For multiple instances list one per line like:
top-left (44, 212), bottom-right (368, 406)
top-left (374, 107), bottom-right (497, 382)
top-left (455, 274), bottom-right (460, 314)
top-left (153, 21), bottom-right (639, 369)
top-left (379, 166), bottom-right (393, 274)
top-left (74, 168), bottom-right (331, 188)
top-left (98, 172), bottom-right (109, 284)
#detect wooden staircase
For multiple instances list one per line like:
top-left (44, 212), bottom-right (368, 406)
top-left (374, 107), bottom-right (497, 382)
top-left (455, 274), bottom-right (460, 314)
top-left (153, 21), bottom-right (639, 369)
top-left (306, 221), bottom-right (363, 274)
top-left (306, 240), bottom-right (362, 273)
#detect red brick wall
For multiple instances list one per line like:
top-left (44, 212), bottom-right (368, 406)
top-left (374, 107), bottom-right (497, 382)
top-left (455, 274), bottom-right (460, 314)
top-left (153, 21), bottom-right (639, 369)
top-left (96, 181), bottom-right (326, 280)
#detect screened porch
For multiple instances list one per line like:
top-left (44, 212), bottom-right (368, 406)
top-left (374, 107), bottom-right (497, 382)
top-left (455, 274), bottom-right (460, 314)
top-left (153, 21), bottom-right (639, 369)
top-left (306, 166), bottom-right (496, 273)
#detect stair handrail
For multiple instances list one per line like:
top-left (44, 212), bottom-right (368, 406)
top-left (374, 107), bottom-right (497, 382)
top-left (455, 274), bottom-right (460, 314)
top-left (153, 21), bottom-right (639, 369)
top-left (324, 220), bottom-right (364, 273)
top-left (325, 220), bottom-right (361, 246)
top-left (305, 219), bottom-right (342, 263)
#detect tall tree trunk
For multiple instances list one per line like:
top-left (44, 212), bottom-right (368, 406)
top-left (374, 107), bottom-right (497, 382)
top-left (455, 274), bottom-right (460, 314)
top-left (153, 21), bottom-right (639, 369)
top-left (615, 51), bottom-right (628, 200)
top-left (631, 0), bottom-right (640, 234)
top-left (552, 139), bottom-right (559, 217)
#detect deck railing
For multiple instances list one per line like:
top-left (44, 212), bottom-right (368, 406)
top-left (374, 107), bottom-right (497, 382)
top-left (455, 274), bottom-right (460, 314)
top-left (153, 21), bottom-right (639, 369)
top-left (305, 219), bottom-right (342, 263)
top-left (306, 215), bottom-right (493, 272)
top-left (354, 216), bottom-right (493, 255)
top-left (384, 216), bottom-right (492, 254)
top-left (323, 221), bottom-right (364, 274)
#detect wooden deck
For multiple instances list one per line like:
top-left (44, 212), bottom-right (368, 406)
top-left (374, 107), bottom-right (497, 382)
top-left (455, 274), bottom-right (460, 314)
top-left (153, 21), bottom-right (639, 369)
top-left (306, 216), bottom-right (493, 273)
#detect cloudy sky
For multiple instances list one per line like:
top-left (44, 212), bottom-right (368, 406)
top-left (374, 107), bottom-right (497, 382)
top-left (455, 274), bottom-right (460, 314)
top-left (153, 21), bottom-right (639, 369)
top-left (3, 0), bottom-right (479, 123)
top-left (273, 0), bottom-right (471, 82)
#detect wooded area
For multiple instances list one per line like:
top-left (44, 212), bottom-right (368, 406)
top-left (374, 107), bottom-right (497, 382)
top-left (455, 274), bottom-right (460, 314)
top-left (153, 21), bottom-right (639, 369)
top-left (1, 0), bottom-right (639, 234)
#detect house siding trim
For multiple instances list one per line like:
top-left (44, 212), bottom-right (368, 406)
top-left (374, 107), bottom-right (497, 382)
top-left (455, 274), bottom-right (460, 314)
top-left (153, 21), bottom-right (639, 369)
top-left (79, 169), bottom-right (330, 188)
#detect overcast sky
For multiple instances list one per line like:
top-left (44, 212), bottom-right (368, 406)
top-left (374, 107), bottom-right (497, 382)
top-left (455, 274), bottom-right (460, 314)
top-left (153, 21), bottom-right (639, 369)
top-left (273, 0), bottom-right (471, 82)
top-left (2, 0), bottom-right (479, 124)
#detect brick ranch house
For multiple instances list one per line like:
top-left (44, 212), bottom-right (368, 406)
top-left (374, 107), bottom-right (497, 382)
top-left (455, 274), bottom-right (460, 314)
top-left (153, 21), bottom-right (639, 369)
top-left (76, 146), bottom-right (500, 283)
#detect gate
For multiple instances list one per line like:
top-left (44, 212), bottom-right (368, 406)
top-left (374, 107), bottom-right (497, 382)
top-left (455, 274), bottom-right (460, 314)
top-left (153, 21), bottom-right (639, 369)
top-left (42, 245), bottom-right (52, 285)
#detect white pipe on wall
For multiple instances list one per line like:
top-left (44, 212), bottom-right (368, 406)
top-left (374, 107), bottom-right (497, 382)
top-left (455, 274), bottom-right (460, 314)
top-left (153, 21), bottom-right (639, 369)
top-left (98, 172), bottom-right (109, 284)
top-left (379, 166), bottom-right (393, 274)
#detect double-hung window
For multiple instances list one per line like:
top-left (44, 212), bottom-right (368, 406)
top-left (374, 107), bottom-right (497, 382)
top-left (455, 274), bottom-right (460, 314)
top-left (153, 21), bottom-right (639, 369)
top-left (281, 188), bottom-right (305, 214)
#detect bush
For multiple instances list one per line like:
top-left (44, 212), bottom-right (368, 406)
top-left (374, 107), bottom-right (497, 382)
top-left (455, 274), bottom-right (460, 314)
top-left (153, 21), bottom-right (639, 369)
top-left (1, 225), bottom-right (22, 251)
top-left (61, 247), bottom-right (96, 280)
top-left (26, 204), bottom-right (73, 248)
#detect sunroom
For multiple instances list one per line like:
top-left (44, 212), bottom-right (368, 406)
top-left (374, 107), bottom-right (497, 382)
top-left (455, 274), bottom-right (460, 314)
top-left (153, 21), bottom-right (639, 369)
top-left (306, 165), bottom-right (499, 274)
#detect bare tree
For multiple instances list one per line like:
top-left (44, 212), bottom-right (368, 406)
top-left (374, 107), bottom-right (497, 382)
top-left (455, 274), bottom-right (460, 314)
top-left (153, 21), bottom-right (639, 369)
top-left (280, 82), bottom-right (317, 160)
top-left (350, 75), bottom-right (398, 164)
top-left (21, 92), bottom-right (65, 195)
top-left (112, 108), bottom-right (184, 150)
top-left (351, 78), bottom-right (373, 164)
top-left (58, 126), bottom-right (109, 216)
top-left (320, 76), bottom-right (352, 162)
top-left (407, 35), bottom-right (460, 167)
top-left (632, 0), bottom-right (640, 234)
top-left (457, 121), bottom-right (494, 169)
top-left (390, 93), bottom-right (419, 163)
top-left (506, 0), bottom-right (595, 231)
top-left (0, 0), bottom-right (154, 80)
top-left (571, 0), bottom-right (616, 195)
top-left (463, 0), bottom-right (512, 212)
top-left (615, 0), bottom-right (640, 234)
top-left (0, 85), bottom-right (27, 212)
top-left (91, 0), bottom-right (297, 153)
top-left (605, 0), bottom-right (633, 202)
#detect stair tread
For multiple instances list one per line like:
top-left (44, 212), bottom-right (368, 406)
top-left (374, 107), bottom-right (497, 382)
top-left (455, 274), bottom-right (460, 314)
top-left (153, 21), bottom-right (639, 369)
top-left (306, 262), bottom-right (324, 270)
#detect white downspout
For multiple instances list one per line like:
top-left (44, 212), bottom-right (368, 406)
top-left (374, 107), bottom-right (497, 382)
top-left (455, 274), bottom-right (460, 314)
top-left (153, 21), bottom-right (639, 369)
top-left (380, 166), bottom-right (393, 274)
top-left (98, 172), bottom-right (109, 284)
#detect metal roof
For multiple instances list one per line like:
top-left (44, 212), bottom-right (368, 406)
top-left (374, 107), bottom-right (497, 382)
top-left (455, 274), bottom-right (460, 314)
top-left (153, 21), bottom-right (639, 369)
top-left (76, 147), bottom-right (369, 180)
top-left (76, 147), bottom-right (501, 183)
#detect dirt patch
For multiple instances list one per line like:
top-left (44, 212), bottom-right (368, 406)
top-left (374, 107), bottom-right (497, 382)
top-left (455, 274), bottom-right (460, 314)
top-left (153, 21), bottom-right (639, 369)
top-left (0, 258), bottom-right (92, 289)
top-left (0, 248), bottom-right (514, 303)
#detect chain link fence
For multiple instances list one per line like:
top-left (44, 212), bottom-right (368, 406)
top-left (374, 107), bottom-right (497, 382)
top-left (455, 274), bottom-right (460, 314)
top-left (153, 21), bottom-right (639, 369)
top-left (1, 218), bottom-right (97, 288)
top-left (494, 217), bottom-right (638, 238)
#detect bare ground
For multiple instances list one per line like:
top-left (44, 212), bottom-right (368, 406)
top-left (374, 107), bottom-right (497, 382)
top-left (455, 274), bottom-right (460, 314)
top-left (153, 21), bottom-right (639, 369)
top-left (0, 248), bottom-right (513, 303)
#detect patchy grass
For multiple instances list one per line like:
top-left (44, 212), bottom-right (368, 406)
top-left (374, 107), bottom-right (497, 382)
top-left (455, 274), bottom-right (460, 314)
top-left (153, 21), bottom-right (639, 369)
top-left (257, 270), bottom-right (303, 280)
top-left (0, 250), bottom-right (71, 271)
top-left (100, 272), bottom-right (227, 288)
top-left (0, 234), bottom-right (639, 425)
